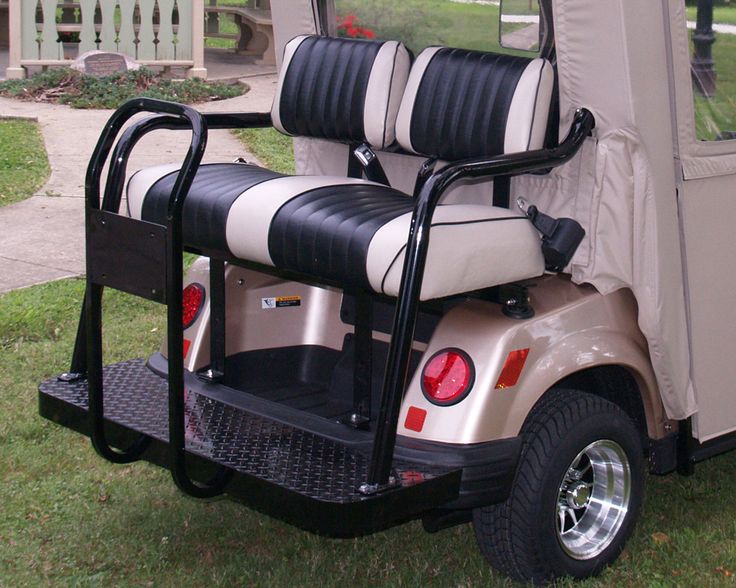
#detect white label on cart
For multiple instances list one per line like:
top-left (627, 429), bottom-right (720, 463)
top-left (261, 296), bottom-right (301, 309)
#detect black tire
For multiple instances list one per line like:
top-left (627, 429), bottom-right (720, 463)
top-left (472, 389), bottom-right (644, 584)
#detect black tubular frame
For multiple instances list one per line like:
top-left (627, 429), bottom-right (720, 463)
top-left (76, 97), bottom-right (592, 497)
top-left (365, 108), bottom-right (595, 487)
top-left (81, 98), bottom-right (271, 498)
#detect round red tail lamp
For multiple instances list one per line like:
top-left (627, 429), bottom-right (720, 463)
top-left (421, 348), bottom-right (475, 406)
top-left (182, 283), bottom-right (205, 328)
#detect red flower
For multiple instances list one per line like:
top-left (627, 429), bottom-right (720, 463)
top-left (336, 14), bottom-right (376, 40)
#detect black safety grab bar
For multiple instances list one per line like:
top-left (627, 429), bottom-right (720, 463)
top-left (101, 112), bottom-right (272, 214)
top-left (366, 108), bottom-right (596, 488)
top-left (81, 98), bottom-right (257, 498)
top-left (69, 111), bottom-right (273, 376)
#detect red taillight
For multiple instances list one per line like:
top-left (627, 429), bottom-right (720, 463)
top-left (182, 283), bottom-right (205, 329)
top-left (421, 348), bottom-right (474, 406)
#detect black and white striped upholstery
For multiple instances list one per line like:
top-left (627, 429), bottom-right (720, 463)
top-left (396, 47), bottom-right (554, 158)
top-left (128, 40), bottom-right (553, 301)
top-left (272, 35), bottom-right (411, 149)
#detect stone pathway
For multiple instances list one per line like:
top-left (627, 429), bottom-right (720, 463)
top-left (0, 74), bottom-right (278, 293)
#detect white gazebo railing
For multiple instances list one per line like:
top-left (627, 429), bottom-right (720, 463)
top-left (6, 0), bottom-right (206, 79)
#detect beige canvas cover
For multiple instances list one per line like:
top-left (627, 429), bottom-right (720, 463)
top-left (269, 0), bottom-right (698, 420)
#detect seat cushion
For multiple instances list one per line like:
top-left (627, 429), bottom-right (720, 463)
top-left (396, 47), bottom-right (554, 159)
top-left (368, 205), bottom-right (544, 299)
top-left (128, 163), bottom-right (545, 300)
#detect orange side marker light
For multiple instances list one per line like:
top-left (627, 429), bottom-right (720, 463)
top-left (495, 348), bottom-right (530, 389)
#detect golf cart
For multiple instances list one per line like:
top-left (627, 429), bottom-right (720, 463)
top-left (38, 0), bottom-right (736, 582)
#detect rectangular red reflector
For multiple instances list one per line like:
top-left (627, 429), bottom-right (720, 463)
top-left (183, 338), bottom-right (192, 358)
top-left (405, 406), bottom-right (427, 432)
top-left (495, 348), bottom-right (530, 389)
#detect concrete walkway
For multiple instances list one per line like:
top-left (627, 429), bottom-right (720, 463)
top-left (0, 74), bottom-right (278, 294)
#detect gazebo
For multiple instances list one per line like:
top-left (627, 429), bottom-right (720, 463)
top-left (3, 0), bottom-right (274, 80)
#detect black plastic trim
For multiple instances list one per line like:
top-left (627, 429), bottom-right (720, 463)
top-left (394, 435), bottom-right (522, 508)
top-left (648, 432), bottom-right (678, 475)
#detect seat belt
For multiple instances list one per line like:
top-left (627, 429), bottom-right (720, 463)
top-left (519, 198), bottom-right (586, 272)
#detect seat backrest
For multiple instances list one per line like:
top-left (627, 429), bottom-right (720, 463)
top-left (396, 47), bottom-right (554, 160)
top-left (272, 35), bottom-right (411, 150)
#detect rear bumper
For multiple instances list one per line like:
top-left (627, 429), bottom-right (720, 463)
top-left (395, 436), bottom-right (521, 509)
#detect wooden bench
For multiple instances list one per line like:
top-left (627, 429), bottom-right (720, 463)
top-left (204, 5), bottom-right (275, 66)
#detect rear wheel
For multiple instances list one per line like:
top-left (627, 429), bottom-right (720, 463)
top-left (472, 389), bottom-right (644, 584)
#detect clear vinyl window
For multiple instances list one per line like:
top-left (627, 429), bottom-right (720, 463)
top-left (689, 1), bottom-right (736, 140)
top-left (332, 0), bottom-right (541, 56)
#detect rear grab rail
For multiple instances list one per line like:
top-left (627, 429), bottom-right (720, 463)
top-left (80, 98), bottom-right (248, 499)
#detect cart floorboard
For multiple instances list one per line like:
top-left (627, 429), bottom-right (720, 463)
top-left (39, 359), bottom-right (462, 537)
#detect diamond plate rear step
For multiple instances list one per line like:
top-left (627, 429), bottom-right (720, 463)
top-left (39, 359), bottom-right (461, 538)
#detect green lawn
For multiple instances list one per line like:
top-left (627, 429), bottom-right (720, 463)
top-left (685, 3), bottom-right (736, 140)
top-left (233, 128), bottom-right (295, 174)
top-left (0, 119), bottom-right (50, 207)
top-left (687, 4), bottom-right (736, 26)
top-left (693, 31), bottom-right (736, 139)
top-left (336, 0), bottom-right (505, 54)
top-left (5, 275), bottom-right (736, 585)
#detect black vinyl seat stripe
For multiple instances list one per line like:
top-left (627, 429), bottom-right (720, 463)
top-left (407, 48), bottom-right (532, 160)
top-left (379, 215), bottom-right (528, 295)
top-left (267, 183), bottom-right (414, 289)
top-left (278, 36), bottom-right (383, 144)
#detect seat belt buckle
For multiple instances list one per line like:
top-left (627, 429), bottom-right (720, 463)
top-left (354, 144), bottom-right (377, 167)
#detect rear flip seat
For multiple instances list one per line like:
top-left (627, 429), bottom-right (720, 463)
top-left (127, 36), bottom-right (555, 300)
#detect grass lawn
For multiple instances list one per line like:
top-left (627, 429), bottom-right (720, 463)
top-left (687, 4), bottom-right (736, 26)
top-left (233, 128), bottom-right (295, 174)
top-left (0, 120), bottom-right (50, 207)
top-left (336, 0), bottom-right (505, 54)
top-left (693, 30), bottom-right (736, 139)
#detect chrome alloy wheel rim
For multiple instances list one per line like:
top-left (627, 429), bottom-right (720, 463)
top-left (556, 440), bottom-right (631, 560)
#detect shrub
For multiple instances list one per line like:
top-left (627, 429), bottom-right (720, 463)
top-left (0, 67), bottom-right (244, 109)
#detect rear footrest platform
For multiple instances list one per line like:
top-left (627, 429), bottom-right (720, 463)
top-left (39, 359), bottom-right (461, 537)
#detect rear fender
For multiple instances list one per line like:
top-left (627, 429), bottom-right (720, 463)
top-left (398, 279), bottom-right (665, 444)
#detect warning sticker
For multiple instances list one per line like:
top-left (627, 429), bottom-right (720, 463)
top-left (261, 296), bottom-right (301, 309)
